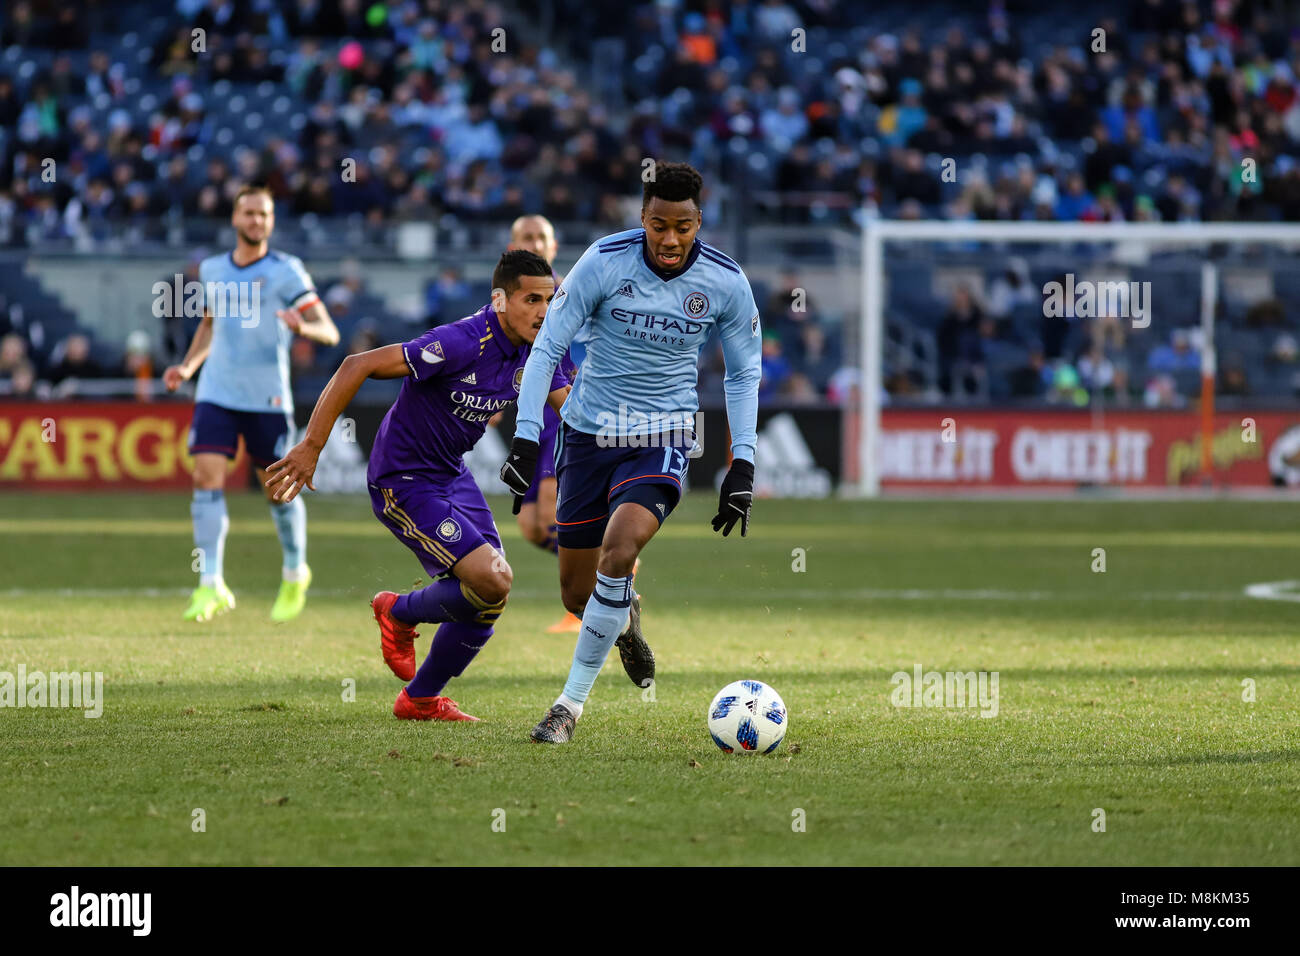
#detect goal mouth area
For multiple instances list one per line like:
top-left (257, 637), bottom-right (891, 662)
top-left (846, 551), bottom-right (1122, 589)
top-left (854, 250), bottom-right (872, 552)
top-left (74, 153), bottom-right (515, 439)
top-left (852, 220), bottom-right (1300, 498)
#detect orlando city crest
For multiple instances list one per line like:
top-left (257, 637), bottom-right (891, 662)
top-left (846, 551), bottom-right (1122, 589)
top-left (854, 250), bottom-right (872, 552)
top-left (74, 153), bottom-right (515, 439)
top-left (513, 367), bottom-right (525, 392)
top-left (684, 291), bottom-right (710, 319)
top-left (437, 518), bottom-right (462, 542)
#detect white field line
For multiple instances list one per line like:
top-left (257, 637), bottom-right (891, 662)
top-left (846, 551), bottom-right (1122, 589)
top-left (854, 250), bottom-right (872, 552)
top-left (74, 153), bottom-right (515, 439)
top-left (0, 586), bottom-right (1256, 601)
top-left (1242, 580), bottom-right (1300, 603)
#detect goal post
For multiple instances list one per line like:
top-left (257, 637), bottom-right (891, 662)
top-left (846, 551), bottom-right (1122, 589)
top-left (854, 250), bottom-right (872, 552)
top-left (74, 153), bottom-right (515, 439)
top-left (852, 219), bottom-right (1300, 498)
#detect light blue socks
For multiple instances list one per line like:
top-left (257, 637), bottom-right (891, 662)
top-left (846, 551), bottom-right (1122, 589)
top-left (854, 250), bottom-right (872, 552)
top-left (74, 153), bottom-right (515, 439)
top-left (191, 489), bottom-right (228, 586)
top-left (558, 571), bottom-right (633, 715)
top-left (269, 497), bottom-right (307, 576)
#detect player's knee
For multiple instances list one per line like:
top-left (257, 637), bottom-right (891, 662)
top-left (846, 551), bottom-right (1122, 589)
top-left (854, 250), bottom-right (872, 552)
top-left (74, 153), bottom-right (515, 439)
top-left (471, 560), bottom-right (512, 605)
top-left (598, 540), bottom-right (639, 578)
top-left (193, 471), bottom-right (224, 491)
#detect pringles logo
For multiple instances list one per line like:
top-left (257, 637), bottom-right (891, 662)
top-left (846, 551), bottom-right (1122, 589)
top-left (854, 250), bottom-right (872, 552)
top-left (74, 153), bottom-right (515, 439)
top-left (1166, 424), bottom-right (1262, 484)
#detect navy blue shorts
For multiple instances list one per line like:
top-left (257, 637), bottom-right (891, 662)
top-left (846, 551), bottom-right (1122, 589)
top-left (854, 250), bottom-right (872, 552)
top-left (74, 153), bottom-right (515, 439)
top-left (188, 401), bottom-right (293, 468)
top-left (554, 423), bottom-right (690, 549)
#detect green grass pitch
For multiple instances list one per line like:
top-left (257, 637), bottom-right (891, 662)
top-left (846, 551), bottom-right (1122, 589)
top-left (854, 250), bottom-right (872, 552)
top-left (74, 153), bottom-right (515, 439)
top-left (1, 491), bottom-right (1297, 865)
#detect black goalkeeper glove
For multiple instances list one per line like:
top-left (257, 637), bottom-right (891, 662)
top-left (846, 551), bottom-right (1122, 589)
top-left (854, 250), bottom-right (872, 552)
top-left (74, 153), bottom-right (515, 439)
top-left (500, 437), bottom-right (539, 515)
top-left (711, 458), bottom-right (754, 537)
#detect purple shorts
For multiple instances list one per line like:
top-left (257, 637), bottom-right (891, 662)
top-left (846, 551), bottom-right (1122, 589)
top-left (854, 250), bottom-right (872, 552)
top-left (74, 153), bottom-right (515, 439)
top-left (369, 469), bottom-right (502, 579)
top-left (522, 410), bottom-right (560, 505)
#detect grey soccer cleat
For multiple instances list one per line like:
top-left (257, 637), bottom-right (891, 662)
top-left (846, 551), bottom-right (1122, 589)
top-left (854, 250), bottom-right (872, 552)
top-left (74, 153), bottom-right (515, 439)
top-left (614, 592), bottom-right (655, 689)
top-left (529, 703), bottom-right (577, 743)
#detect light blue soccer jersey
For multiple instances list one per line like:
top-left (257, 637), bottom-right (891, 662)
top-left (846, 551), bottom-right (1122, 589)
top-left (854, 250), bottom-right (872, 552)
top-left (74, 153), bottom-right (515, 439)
top-left (516, 228), bottom-right (762, 461)
top-left (194, 250), bottom-right (319, 413)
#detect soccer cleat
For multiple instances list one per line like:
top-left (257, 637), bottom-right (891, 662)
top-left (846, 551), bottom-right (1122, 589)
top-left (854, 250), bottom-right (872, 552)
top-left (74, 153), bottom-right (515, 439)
top-left (614, 592), bottom-right (655, 688)
top-left (545, 611), bottom-right (582, 634)
top-left (372, 591), bottom-right (419, 681)
top-left (529, 703), bottom-right (577, 743)
top-left (270, 566), bottom-right (312, 622)
top-left (182, 581), bottom-right (236, 622)
top-left (393, 687), bottom-right (480, 721)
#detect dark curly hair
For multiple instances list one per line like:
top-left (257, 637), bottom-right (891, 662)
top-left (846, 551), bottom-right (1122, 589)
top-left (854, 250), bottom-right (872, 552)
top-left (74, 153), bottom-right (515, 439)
top-left (642, 161), bottom-right (703, 210)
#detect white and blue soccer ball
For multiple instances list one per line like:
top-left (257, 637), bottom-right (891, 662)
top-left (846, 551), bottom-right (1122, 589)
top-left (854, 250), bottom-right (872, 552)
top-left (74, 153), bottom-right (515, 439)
top-left (707, 679), bottom-right (787, 754)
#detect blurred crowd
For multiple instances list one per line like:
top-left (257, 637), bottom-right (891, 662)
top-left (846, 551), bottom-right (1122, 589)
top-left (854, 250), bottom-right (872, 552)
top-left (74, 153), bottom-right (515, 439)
top-left (4, 0), bottom-right (1300, 404)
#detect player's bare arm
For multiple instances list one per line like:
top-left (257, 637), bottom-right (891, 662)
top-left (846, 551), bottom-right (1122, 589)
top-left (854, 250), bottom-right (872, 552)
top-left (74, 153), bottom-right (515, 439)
top-left (265, 344), bottom-right (409, 501)
top-left (278, 299), bottom-right (340, 347)
top-left (162, 311), bottom-right (214, 391)
top-left (548, 384), bottom-right (571, 413)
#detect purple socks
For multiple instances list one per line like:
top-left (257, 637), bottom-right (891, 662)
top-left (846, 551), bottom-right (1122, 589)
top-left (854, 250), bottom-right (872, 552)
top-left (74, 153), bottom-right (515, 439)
top-left (392, 577), bottom-right (504, 626)
top-left (408, 622), bottom-right (493, 698)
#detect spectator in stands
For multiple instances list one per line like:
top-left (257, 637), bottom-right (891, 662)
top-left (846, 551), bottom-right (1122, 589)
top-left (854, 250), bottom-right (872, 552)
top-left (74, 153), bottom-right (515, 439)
top-left (1219, 363), bottom-right (1250, 397)
top-left (987, 258), bottom-right (1036, 319)
top-left (759, 333), bottom-right (791, 402)
top-left (937, 286), bottom-right (986, 398)
top-left (791, 322), bottom-right (842, 396)
top-left (1147, 329), bottom-right (1201, 373)
top-left (1008, 348), bottom-right (1050, 399)
top-left (47, 333), bottom-right (105, 387)
top-left (425, 266), bottom-right (472, 325)
top-left (4, 361), bottom-right (37, 399)
top-left (123, 330), bottom-right (154, 402)
top-left (1, 333), bottom-right (29, 377)
top-left (1143, 372), bottom-right (1183, 408)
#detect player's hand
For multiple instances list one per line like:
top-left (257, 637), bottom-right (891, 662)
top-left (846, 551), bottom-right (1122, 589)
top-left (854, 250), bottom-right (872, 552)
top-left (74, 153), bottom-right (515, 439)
top-left (711, 459), bottom-right (754, 537)
top-left (277, 308), bottom-right (303, 334)
top-left (162, 364), bottom-right (188, 391)
top-left (264, 441), bottom-right (319, 503)
top-left (500, 437), bottom-right (539, 515)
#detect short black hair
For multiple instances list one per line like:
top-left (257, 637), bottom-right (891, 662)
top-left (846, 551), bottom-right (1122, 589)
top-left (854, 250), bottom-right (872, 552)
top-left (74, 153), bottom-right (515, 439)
top-left (642, 161), bottom-right (703, 211)
top-left (492, 248), bottom-right (553, 297)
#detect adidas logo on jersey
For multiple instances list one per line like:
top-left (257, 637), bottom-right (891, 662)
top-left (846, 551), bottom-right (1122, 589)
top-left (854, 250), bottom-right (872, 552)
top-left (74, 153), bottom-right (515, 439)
top-left (615, 281), bottom-right (635, 299)
top-left (460, 372), bottom-right (477, 384)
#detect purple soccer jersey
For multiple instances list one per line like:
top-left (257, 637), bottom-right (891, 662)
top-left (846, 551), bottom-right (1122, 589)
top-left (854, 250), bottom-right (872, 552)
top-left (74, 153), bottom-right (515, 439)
top-left (366, 305), bottom-right (570, 486)
top-left (365, 305), bottom-right (568, 577)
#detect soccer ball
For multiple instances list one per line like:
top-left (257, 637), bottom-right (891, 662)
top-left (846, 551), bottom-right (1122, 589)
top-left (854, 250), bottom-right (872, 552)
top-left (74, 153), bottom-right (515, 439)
top-left (707, 679), bottom-right (788, 754)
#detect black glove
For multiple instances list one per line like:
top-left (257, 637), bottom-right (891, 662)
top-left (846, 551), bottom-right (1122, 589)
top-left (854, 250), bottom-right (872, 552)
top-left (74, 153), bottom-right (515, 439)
top-left (711, 458), bottom-right (754, 537)
top-left (500, 437), bottom-right (539, 514)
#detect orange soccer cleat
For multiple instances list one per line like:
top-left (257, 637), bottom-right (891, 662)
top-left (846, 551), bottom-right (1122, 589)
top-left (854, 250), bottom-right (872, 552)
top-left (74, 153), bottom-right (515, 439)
top-left (545, 611), bottom-right (582, 633)
top-left (372, 591), bottom-right (419, 681)
top-left (393, 687), bottom-right (480, 721)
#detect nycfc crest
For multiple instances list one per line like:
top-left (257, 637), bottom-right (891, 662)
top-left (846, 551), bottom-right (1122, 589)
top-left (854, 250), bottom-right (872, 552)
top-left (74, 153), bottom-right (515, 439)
top-left (437, 518), bottom-right (462, 542)
top-left (683, 291), bottom-right (709, 319)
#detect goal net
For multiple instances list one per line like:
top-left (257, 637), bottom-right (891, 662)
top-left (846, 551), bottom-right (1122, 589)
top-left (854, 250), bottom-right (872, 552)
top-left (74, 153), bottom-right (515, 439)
top-left (849, 221), bottom-right (1300, 497)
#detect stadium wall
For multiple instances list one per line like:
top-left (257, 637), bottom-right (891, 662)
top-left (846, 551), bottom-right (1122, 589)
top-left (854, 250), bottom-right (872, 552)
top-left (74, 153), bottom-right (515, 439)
top-left (4, 401), bottom-right (1300, 495)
